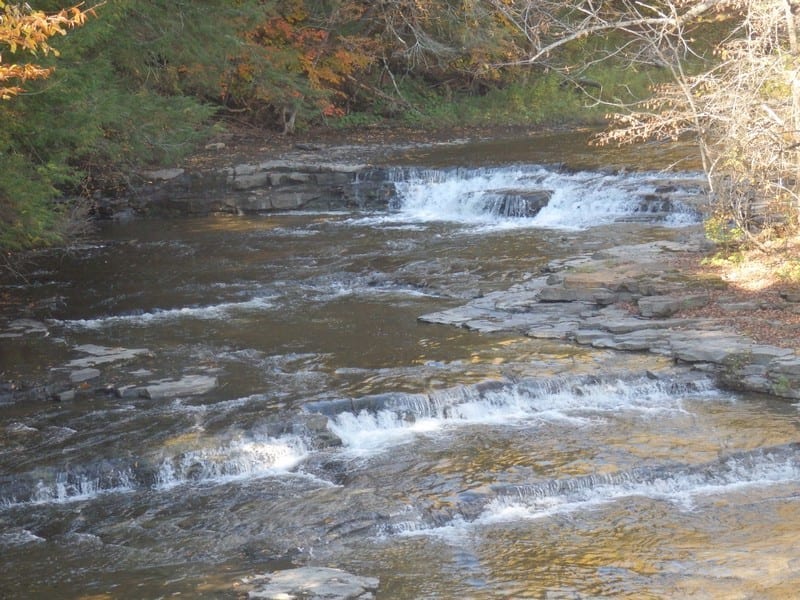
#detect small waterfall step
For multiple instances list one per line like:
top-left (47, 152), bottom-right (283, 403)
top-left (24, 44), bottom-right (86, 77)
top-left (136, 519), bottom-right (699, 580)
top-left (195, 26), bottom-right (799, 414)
top-left (387, 165), bottom-right (706, 227)
top-left (380, 441), bottom-right (800, 534)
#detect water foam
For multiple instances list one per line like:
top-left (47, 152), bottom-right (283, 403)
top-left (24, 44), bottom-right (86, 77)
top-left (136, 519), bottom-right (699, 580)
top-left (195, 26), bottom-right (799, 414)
top-left (323, 376), bottom-right (716, 456)
top-left (154, 434), bottom-right (309, 489)
top-left (388, 444), bottom-right (800, 537)
top-left (390, 166), bottom-right (702, 229)
top-left (63, 295), bottom-right (276, 329)
top-left (0, 529), bottom-right (46, 546)
top-left (1, 434), bottom-right (311, 508)
top-left (0, 470), bottom-right (137, 508)
top-left (480, 446), bottom-right (800, 522)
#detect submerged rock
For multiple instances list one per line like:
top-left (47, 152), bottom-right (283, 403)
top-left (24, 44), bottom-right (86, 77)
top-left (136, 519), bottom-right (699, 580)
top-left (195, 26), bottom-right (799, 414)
top-left (144, 374), bottom-right (218, 399)
top-left (67, 344), bottom-right (150, 368)
top-left (482, 188), bottom-right (552, 217)
top-left (0, 319), bottom-right (49, 338)
top-left (69, 367), bottom-right (101, 384)
top-left (243, 566), bottom-right (379, 600)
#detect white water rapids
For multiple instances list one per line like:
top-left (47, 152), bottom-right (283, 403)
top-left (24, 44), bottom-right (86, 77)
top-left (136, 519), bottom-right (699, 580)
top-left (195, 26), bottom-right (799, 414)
top-left (1, 152), bottom-right (798, 599)
top-left (388, 165), bottom-right (702, 228)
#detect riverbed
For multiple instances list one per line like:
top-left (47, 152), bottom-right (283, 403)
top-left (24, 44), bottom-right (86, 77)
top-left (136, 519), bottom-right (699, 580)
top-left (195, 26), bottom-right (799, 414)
top-left (2, 133), bottom-right (799, 598)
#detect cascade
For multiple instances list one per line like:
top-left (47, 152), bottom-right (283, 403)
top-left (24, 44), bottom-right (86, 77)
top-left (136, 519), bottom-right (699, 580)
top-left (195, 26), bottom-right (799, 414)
top-left (389, 165), bottom-right (703, 228)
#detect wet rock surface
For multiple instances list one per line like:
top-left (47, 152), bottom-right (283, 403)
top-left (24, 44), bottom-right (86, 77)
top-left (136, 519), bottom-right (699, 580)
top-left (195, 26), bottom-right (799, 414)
top-left (125, 160), bottom-right (394, 217)
top-left (101, 138), bottom-right (452, 218)
top-left (92, 131), bottom-right (709, 221)
top-left (5, 132), bottom-right (800, 599)
top-left (420, 234), bottom-right (800, 399)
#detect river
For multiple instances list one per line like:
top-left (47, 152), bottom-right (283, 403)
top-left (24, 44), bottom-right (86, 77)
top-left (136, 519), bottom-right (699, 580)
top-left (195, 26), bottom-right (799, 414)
top-left (2, 132), bottom-right (799, 598)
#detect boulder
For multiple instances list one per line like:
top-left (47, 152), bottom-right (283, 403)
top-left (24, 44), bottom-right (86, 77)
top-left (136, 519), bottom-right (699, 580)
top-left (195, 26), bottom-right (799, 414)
top-left (668, 331), bottom-right (751, 364)
top-left (483, 189), bottom-right (552, 217)
top-left (766, 357), bottom-right (800, 399)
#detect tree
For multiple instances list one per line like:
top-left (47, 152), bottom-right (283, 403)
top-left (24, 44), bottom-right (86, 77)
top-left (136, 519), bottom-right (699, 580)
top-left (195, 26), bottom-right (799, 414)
top-left (496, 0), bottom-right (800, 242)
top-left (221, 1), bottom-right (376, 132)
top-left (0, 1), bottom-right (91, 99)
top-left (222, 0), bottom-right (544, 127)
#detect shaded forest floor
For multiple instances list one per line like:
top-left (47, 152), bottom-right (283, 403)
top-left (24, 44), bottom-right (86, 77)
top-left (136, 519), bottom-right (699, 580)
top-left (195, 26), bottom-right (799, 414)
top-left (668, 241), bottom-right (800, 351)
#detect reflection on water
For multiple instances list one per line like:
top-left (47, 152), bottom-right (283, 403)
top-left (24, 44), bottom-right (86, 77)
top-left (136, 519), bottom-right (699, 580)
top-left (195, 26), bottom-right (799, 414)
top-left (1, 135), bottom-right (798, 599)
top-left (389, 128), bottom-right (703, 172)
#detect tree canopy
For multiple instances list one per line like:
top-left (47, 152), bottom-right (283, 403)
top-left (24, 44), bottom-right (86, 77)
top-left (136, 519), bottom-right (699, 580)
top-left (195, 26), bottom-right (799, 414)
top-left (0, 1), bottom-right (90, 99)
top-left (1, 0), bottom-right (799, 252)
top-left (497, 1), bottom-right (800, 242)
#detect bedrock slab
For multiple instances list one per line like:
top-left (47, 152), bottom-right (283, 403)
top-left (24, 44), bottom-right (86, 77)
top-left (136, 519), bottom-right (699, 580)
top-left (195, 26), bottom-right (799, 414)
top-left (638, 293), bottom-right (710, 318)
top-left (418, 238), bottom-right (800, 400)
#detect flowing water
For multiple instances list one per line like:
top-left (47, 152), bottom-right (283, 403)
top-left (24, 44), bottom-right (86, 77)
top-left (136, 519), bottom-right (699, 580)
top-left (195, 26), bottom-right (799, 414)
top-left (2, 133), bottom-right (800, 599)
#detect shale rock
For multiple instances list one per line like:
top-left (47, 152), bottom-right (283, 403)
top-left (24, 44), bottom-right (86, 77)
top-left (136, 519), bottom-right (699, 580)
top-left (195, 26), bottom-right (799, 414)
top-left (0, 319), bottom-right (49, 338)
top-left (67, 344), bottom-right (150, 368)
top-left (419, 236), bottom-right (800, 400)
top-left (120, 157), bottom-right (395, 218)
top-left (69, 368), bottom-right (101, 384)
top-left (638, 293), bottom-right (710, 318)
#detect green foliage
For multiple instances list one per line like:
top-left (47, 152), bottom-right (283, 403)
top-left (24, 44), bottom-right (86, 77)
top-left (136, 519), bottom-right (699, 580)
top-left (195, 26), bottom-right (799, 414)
top-left (332, 111), bottom-right (385, 129)
top-left (0, 148), bottom-right (62, 250)
top-left (704, 215), bottom-right (745, 247)
top-left (1, 0), bottom-right (231, 250)
top-left (776, 259), bottom-right (800, 284)
top-left (0, 0), bottom-right (683, 253)
top-left (413, 77), bottom-right (593, 127)
top-left (700, 215), bottom-right (748, 269)
top-left (348, 59), bottom-right (665, 131)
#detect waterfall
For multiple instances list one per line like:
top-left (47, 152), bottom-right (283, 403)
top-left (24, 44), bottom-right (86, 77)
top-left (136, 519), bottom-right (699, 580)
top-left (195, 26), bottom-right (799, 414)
top-left (389, 165), bottom-right (703, 228)
top-left (315, 374), bottom-right (717, 457)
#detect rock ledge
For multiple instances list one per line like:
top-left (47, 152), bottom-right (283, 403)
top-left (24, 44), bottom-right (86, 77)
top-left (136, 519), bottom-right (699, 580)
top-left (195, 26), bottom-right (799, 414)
top-left (420, 237), bottom-right (800, 400)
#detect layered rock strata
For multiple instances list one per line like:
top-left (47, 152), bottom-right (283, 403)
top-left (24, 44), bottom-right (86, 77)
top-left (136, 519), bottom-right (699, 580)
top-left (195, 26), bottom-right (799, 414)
top-left (419, 238), bottom-right (800, 400)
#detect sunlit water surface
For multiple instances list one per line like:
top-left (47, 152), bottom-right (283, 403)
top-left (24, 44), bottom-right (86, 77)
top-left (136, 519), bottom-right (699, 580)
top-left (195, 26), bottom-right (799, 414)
top-left (1, 133), bottom-right (799, 598)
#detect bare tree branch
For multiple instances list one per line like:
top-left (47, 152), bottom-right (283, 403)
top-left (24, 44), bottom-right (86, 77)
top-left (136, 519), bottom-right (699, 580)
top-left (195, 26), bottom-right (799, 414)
top-left (496, 0), bottom-right (800, 242)
top-left (495, 0), bottom-right (726, 67)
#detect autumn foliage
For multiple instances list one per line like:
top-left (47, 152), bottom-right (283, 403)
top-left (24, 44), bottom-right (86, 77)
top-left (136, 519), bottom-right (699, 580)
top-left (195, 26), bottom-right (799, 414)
top-left (220, 2), bottom-right (376, 123)
top-left (219, 0), bottom-right (539, 125)
top-left (0, 0), bottom-right (687, 252)
top-left (0, 1), bottom-right (91, 99)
